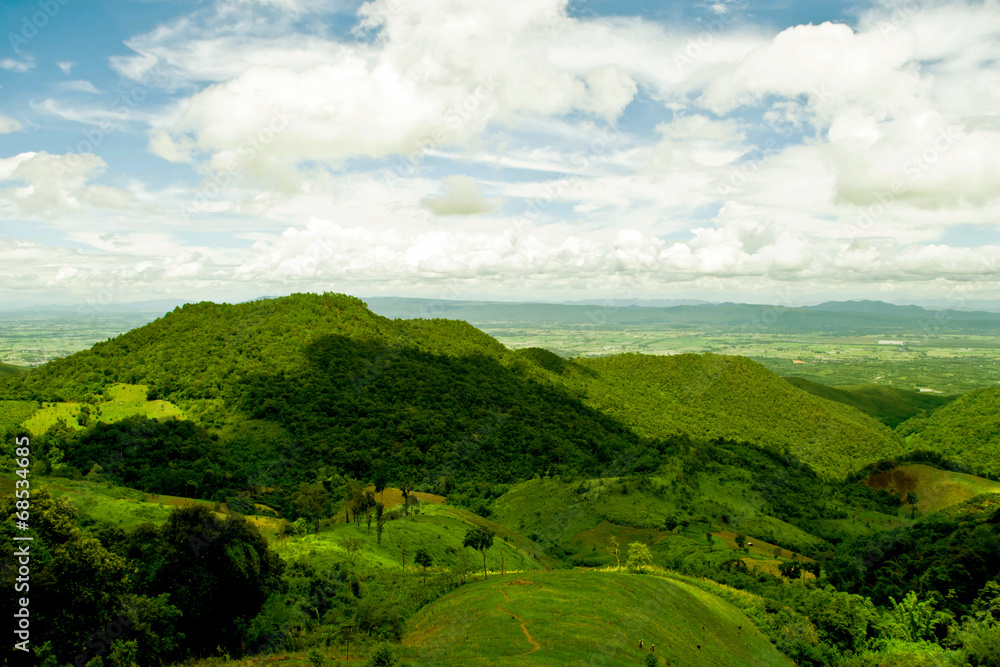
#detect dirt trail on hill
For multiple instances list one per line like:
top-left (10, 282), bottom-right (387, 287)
top-left (497, 586), bottom-right (541, 655)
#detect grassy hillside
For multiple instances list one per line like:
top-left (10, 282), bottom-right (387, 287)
top-left (864, 463), bottom-right (1000, 514)
top-left (895, 387), bottom-right (1000, 476)
top-left (401, 569), bottom-right (794, 666)
top-left (543, 353), bottom-right (902, 478)
top-left (784, 377), bottom-right (954, 428)
top-left (20, 383), bottom-right (185, 436)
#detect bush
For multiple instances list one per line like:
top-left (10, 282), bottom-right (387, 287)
top-left (367, 643), bottom-right (397, 667)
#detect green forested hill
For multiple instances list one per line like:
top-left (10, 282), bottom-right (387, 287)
top-left (0, 294), bottom-right (649, 505)
top-left (895, 387), bottom-right (1000, 476)
top-left (0, 294), bottom-right (907, 496)
top-left (784, 377), bottom-right (954, 428)
top-left (541, 353), bottom-right (903, 478)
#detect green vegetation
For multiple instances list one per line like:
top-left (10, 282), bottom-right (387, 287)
top-left (3, 292), bottom-right (1000, 667)
top-left (20, 382), bottom-right (185, 436)
top-left (549, 353), bottom-right (902, 477)
top-left (401, 570), bottom-right (794, 666)
top-left (895, 387), bottom-right (1000, 476)
top-left (0, 361), bottom-right (23, 377)
top-left (863, 463), bottom-right (1000, 514)
top-left (785, 378), bottom-right (954, 428)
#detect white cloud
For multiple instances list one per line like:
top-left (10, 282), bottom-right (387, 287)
top-left (0, 57), bottom-right (34, 73)
top-left (0, 116), bottom-right (23, 134)
top-left (57, 61), bottom-right (74, 75)
top-left (421, 175), bottom-right (502, 216)
top-left (0, 151), bottom-right (134, 217)
top-left (56, 80), bottom-right (101, 94)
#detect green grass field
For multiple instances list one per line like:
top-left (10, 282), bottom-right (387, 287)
top-left (401, 569), bottom-right (794, 666)
top-left (20, 383), bottom-right (185, 435)
top-left (270, 503), bottom-right (556, 575)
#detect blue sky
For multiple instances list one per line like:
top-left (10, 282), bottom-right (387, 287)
top-left (1, 0), bottom-right (999, 308)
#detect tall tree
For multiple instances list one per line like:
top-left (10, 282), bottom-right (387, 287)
top-left (463, 526), bottom-right (495, 581)
top-left (292, 481), bottom-right (328, 534)
top-left (375, 502), bottom-right (387, 547)
top-left (906, 492), bottom-right (919, 519)
top-left (608, 536), bottom-right (622, 572)
top-left (414, 548), bottom-right (432, 584)
top-left (398, 477), bottom-right (415, 516)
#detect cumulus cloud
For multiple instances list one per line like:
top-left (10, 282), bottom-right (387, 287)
top-left (0, 152), bottom-right (134, 217)
top-left (421, 176), bottom-right (502, 216)
top-left (7, 0), bottom-right (1000, 303)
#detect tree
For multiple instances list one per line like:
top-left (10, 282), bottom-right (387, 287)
top-left (292, 481), bottom-right (328, 534)
top-left (627, 542), bottom-right (653, 574)
top-left (398, 478), bottom-right (414, 516)
top-left (608, 536), bottom-right (622, 572)
top-left (340, 536), bottom-right (365, 564)
top-left (706, 533), bottom-right (714, 552)
top-left (400, 538), bottom-right (409, 573)
top-left (735, 533), bottom-right (747, 552)
top-left (463, 526), bottom-right (495, 580)
top-left (343, 477), bottom-right (362, 524)
top-left (151, 505), bottom-right (285, 656)
top-left (778, 559), bottom-right (803, 581)
top-left (367, 643), bottom-right (397, 666)
top-left (375, 502), bottom-right (387, 546)
top-left (906, 492), bottom-right (919, 519)
top-left (414, 547), bottom-right (433, 584)
top-left (373, 466), bottom-right (389, 503)
top-left (360, 491), bottom-right (376, 534)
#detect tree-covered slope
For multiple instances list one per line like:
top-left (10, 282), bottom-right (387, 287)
top-left (544, 353), bottom-right (903, 478)
top-left (1, 293), bottom-right (911, 500)
top-left (896, 387), bottom-right (1000, 476)
top-left (784, 377), bottom-right (954, 428)
top-left (0, 294), bottom-right (649, 504)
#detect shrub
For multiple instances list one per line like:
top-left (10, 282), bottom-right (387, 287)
top-left (367, 643), bottom-right (397, 667)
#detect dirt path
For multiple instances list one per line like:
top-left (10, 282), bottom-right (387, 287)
top-left (497, 586), bottom-right (541, 655)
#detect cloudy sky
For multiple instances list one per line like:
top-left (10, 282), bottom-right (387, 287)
top-left (1, 0), bottom-right (999, 308)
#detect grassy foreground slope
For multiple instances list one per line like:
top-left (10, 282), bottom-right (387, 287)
top-left (401, 570), bottom-right (793, 666)
top-left (784, 377), bottom-right (954, 428)
top-left (895, 387), bottom-right (1000, 477)
top-left (542, 352), bottom-right (902, 478)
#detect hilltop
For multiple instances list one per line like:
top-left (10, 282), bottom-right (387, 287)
top-left (401, 570), bottom-right (795, 666)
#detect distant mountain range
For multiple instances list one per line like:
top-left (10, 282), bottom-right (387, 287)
top-left (362, 297), bottom-right (1000, 333)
